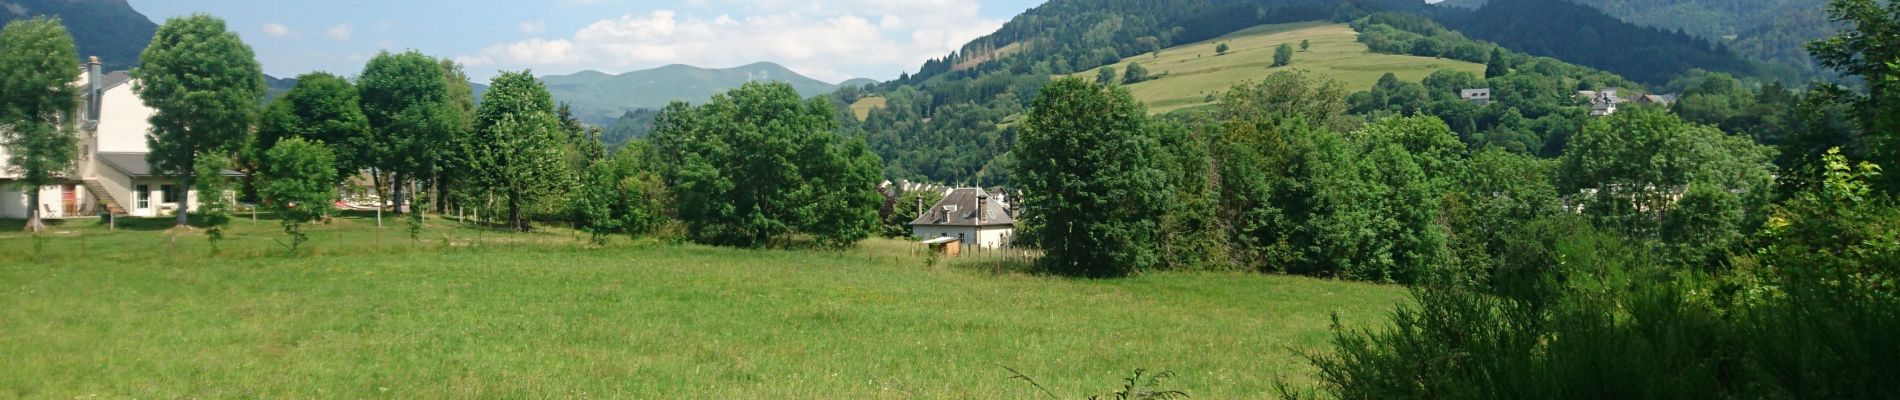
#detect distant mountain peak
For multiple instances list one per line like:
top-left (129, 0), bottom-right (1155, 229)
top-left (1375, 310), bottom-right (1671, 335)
top-left (541, 62), bottom-right (865, 124)
top-left (1, 0), bottom-right (158, 72)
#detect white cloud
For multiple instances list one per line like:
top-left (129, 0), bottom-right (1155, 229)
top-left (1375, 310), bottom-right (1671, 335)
top-left (326, 23), bottom-right (353, 42)
top-left (457, 0), bottom-right (1003, 82)
top-left (262, 23), bottom-right (294, 37)
top-left (519, 20), bottom-right (547, 35)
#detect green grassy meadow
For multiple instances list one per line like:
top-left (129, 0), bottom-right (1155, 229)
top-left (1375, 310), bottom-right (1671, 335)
top-left (0, 215), bottom-right (1403, 398)
top-left (1080, 22), bottom-right (1486, 114)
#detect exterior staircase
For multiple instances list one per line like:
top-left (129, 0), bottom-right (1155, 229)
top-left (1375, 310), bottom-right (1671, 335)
top-left (82, 179), bottom-right (128, 216)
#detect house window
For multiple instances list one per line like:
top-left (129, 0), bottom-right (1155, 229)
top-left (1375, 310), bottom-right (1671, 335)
top-left (161, 184), bottom-right (179, 204)
top-left (135, 185), bottom-right (150, 209)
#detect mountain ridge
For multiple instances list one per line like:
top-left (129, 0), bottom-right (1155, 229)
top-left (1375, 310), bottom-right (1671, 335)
top-left (541, 62), bottom-right (868, 124)
top-left (0, 0), bottom-right (156, 72)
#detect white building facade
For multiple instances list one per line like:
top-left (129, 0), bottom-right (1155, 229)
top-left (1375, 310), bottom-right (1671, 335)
top-left (0, 57), bottom-right (228, 220)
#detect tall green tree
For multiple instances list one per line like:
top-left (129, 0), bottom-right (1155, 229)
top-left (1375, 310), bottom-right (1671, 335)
top-left (258, 137), bottom-right (337, 251)
top-left (1808, 0), bottom-right (1900, 192)
top-left (253, 72), bottom-right (367, 185)
top-left (648, 82), bottom-right (882, 248)
top-left (1485, 48), bottom-right (1510, 79)
top-left (436, 59), bottom-right (478, 214)
top-left (1013, 77), bottom-right (1170, 277)
top-left (468, 71), bottom-right (569, 232)
top-left (357, 50), bottom-right (452, 215)
top-left (1273, 43), bottom-right (1294, 67)
top-left (1304, 116), bottom-right (1460, 282)
top-left (132, 14), bottom-right (265, 228)
top-left (0, 17), bottom-right (80, 232)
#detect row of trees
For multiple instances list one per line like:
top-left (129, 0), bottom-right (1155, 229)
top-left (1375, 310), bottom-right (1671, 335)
top-left (0, 14), bottom-right (888, 250)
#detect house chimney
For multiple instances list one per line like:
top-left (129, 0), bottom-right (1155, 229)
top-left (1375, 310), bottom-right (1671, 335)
top-left (86, 56), bottom-right (102, 123)
top-left (976, 193), bottom-right (988, 224)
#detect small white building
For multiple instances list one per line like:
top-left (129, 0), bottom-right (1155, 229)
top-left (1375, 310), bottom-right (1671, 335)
top-left (1459, 88), bottom-right (1492, 105)
top-left (0, 57), bottom-right (234, 220)
top-left (909, 187), bottom-right (1016, 250)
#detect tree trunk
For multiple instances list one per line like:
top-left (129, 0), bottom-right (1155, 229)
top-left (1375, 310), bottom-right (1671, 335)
top-left (24, 189), bottom-right (44, 232)
top-left (507, 191), bottom-right (524, 232)
top-left (434, 175), bottom-right (449, 214)
top-left (370, 168), bottom-right (387, 207)
top-left (392, 172), bottom-right (408, 215)
top-left (176, 174), bottom-right (195, 228)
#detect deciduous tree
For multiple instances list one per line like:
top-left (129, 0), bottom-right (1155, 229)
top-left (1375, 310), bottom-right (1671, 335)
top-left (254, 72), bottom-right (367, 185)
top-left (259, 137), bottom-right (336, 251)
top-left (132, 14), bottom-right (265, 228)
top-left (1013, 77), bottom-right (1170, 277)
top-left (468, 71), bottom-right (569, 232)
top-left (650, 82), bottom-right (883, 248)
top-left (357, 50), bottom-right (452, 215)
top-left (0, 17), bottom-right (80, 232)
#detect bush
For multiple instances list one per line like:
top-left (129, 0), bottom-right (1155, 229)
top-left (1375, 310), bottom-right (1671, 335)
top-left (259, 138), bottom-right (338, 251)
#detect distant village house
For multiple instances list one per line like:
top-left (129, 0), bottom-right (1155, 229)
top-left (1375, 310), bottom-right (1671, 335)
top-left (910, 187), bottom-right (1016, 251)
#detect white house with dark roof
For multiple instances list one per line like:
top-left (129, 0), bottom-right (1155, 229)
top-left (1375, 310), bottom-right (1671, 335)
top-left (909, 187), bottom-right (1016, 250)
top-left (1459, 88), bottom-right (1492, 105)
top-left (0, 57), bottom-right (236, 220)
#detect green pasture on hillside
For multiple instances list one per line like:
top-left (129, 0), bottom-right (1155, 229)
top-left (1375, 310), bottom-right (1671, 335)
top-left (1082, 22), bottom-right (1487, 114)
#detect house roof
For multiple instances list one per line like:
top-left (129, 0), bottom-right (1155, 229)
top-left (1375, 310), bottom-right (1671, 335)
top-left (1460, 88), bottom-right (1491, 98)
top-left (910, 187), bottom-right (1015, 227)
top-left (98, 71), bottom-right (133, 91)
top-left (98, 152), bottom-right (244, 177)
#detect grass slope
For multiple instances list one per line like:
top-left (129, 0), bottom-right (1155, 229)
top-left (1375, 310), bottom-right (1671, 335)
top-left (0, 216), bottom-right (1403, 398)
top-left (849, 96), bottom-right (888, 121)
top-left (1083, 22), bottom-right (1486, 114)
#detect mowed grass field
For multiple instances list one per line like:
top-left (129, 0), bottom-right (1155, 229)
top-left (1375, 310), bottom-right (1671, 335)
top-left (850, 96), bottom-right (887, 121)
top-left (1080, 22), bottom-right (1486, 114)
top-left (0, 215), bottom-right (1404, 398)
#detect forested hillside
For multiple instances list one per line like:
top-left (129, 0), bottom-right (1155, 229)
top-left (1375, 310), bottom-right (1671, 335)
top-left (847, 0), bottom-right (1444, 185)
top-left (0, 0), bottom-right (155, 71)
top-left (833, 0), bottom-right (1829, 186)
top-left (1437, 0), bottom-right (1835, 77)
top-left (1437, 0), bottom-right (1778, 84)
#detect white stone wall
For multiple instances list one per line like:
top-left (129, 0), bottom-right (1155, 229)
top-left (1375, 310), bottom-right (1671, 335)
top-left (0, 184), bottom-right (93, 219)
top-left (124, 178), bottom-right (201, 218)
top-left (912, 225), bottom-right (1015, 249)
top-left (96, 84), bottom-right (154, 153)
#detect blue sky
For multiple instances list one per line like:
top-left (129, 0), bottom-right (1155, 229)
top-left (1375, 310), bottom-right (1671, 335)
top-left (126, 0), bottom-right (1045, 83)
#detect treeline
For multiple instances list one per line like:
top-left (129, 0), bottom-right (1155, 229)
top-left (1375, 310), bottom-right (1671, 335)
top-left (0, 15), bottom-right (886, 250)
